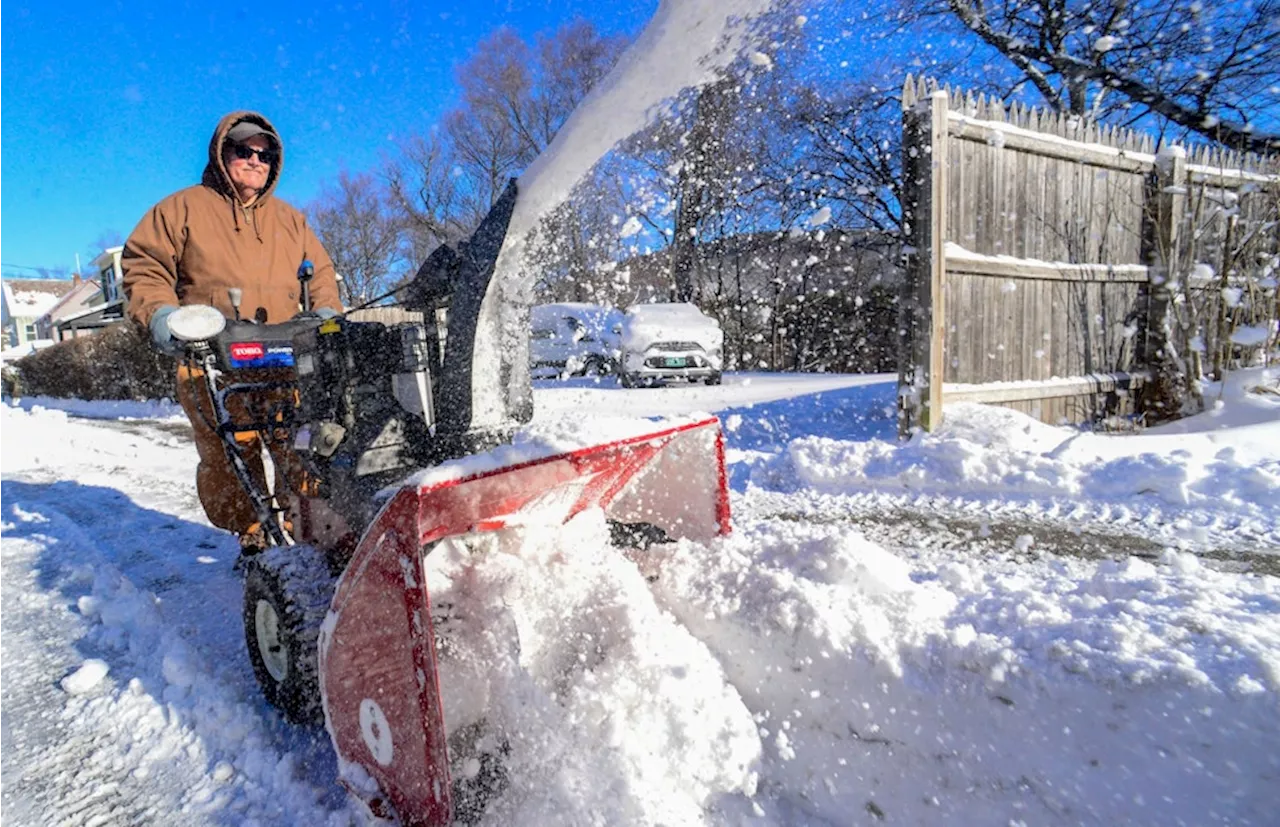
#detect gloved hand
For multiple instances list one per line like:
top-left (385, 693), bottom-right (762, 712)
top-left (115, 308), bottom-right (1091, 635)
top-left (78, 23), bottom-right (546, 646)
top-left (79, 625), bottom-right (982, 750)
top-left (148, 305), bottom-right (183, 356)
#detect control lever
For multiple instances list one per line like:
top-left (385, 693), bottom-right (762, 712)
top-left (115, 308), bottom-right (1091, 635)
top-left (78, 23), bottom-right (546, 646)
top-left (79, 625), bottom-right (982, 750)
top-left (228, 288), bottom-right (243, 321)
top-left (297, 260), bottom-right (314, 314)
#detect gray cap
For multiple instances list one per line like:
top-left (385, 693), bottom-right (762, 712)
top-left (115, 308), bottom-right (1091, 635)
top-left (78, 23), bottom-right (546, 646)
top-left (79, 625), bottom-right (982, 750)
top-left (226, 120), bottom-right (279, 147)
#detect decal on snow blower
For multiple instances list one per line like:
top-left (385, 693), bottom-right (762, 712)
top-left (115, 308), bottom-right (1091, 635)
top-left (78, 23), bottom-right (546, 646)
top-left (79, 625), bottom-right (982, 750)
top-left (228, 342), bottom-right (296, 369)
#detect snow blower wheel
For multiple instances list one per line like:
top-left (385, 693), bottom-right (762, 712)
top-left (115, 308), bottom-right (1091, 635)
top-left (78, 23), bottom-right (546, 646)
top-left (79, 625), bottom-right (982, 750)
top-left (242, 545), bottom-right (337, 725)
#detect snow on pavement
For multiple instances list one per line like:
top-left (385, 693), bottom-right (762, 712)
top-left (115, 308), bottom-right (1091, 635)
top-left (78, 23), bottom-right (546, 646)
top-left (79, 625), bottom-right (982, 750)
top-left (2, 404), bottom-right (349, 825)
top-left (4, 368), bottom-right (1280, 825)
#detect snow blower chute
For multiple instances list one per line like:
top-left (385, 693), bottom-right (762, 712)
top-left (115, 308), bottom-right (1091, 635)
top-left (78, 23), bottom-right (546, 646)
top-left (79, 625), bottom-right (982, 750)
top-left (164, 178), bottom-right (730, 826)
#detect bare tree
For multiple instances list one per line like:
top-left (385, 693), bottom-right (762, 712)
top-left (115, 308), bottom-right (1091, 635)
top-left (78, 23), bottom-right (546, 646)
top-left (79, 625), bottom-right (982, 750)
top-left (307, 171), bottom-right (401, 307)
top-left (443, 22), bottom-right (630, 220)
top-left (671, 80), bottom-right (738, 302)
top-left (91, 231), bottom-right (125, 252)
top-left (372, 20), bottom-right (631, 304)
top-left (791, 83), bottom-right (909, 237)
top-left (920, 0), bottom-right (1280, 152)
top-left (384, 132), bottom-right (468, 268)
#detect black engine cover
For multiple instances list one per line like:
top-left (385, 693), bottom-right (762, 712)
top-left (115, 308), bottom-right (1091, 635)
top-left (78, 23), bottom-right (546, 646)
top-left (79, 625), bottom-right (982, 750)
top-left (291, 318), bottom-right (436, 524)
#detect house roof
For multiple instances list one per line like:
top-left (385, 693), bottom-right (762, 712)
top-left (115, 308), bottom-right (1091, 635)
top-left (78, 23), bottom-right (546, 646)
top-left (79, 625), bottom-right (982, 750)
top-left (2, 278), bottom-right (77, 318)
top-left (91, 246), bottom-right (124, 270)
top-left (40, 279), bottom-right (101, 322)
top-left (55, 297), bottom-right (123, 329)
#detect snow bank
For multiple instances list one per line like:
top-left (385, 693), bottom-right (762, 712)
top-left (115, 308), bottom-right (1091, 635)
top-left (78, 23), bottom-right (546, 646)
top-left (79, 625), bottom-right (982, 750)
top-left (8, 395), bottom-right (185, 422)
top-left (2, 403), bottom-right (190, 475)
top-left (649, 518), bottom-right (1280, 825)
top-left (425, 512), bottom-right (761, 824)
top-left (754, 368), bottom-right (1280, 533)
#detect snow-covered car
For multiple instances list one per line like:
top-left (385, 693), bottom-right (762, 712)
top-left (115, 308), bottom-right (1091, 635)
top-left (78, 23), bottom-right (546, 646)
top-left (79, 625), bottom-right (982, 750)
top-left (618, 302), bottom-right (723, 387)
top-left (529, 303), bottom-right (623, 378)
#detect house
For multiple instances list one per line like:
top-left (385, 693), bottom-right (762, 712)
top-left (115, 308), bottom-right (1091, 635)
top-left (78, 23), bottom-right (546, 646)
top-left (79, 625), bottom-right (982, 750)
top-left (1, 278), bottom-right (74, 350)
top-left (47, 247), bottom-right (127, 340)
top-left (36, 276), bottom-right (104, 340)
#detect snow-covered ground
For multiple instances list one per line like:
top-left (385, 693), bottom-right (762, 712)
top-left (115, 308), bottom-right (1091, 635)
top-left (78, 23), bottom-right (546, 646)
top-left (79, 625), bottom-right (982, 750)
top-left (4, 367), bottom-right (1279, 826)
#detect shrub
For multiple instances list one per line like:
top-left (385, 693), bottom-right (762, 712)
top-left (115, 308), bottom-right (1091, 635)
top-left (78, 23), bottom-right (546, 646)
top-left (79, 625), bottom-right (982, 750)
top-left (15, 323), bottom-right (175, 401)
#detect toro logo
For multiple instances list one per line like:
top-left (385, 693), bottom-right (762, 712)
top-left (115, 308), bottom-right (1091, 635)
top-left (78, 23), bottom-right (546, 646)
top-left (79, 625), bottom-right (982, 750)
top-left (230, 342), bottom-right (265, 361)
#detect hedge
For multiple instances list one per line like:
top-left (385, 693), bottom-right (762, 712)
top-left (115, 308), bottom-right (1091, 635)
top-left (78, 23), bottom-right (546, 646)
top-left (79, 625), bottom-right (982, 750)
top-left (14, 322), bottom-right (175, 401)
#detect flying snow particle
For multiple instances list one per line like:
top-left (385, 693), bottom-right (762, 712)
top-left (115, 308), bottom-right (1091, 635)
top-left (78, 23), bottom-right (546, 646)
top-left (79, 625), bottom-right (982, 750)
top-left (748, 51), bottom-right (774, 70)
top-left (806, 206), bottom-right (832, 227)
top-left (1191, 263), bottom-right (1215, 282)
top-left (1094, 36), bottom-right (1119, 53)
top-left (1231, 324), bottom-right (1274, 347)
top-left (61, 659), bottom-right (110, 695)
top-left (619, 216), bottom-right (644, 239)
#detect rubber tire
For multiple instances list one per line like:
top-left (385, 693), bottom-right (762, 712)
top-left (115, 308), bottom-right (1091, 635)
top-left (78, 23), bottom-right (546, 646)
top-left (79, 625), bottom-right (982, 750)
top-left (704, 372), bottom-right (722, 386)
top-left (243, 545), bottom-right (337, 725)
top-left (620, 372), bottom-right (636, 389)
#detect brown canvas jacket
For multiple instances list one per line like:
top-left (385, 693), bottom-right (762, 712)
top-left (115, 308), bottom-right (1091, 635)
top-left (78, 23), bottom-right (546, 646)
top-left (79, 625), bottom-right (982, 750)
top-left (123, 111), bottom-right (342, 329)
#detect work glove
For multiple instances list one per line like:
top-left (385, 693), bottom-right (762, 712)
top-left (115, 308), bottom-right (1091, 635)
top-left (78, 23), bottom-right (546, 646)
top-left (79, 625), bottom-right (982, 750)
top-left (148, 305), bottom-right (183, 356)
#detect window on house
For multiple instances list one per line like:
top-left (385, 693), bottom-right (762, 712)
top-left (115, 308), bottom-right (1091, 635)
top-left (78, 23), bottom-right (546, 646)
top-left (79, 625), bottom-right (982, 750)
top-left (24, 323), bottom-right (37, 340)
top-left (101, 267), bottom-right (119, 302)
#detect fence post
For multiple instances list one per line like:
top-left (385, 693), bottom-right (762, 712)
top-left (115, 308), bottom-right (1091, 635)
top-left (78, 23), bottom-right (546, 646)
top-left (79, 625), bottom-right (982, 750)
top-left (1137, 146), bottom-right (1190, 422)
top-left (898, 84), bottom-right (948, 437)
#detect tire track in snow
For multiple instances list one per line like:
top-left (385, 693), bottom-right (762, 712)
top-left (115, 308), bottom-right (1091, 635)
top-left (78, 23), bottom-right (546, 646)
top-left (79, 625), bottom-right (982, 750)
top-left (739, 486), bottom-right (1280, 573)
top-left (2, 408), bottom-right (351, 825)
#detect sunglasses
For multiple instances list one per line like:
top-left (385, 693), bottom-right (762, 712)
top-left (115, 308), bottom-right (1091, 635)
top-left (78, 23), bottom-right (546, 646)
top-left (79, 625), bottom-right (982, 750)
top-left (228, 143), bottom-right (279, 165)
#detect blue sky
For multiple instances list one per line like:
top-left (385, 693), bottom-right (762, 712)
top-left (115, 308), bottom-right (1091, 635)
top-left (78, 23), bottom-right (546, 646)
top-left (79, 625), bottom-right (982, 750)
top-left (1, 0), bottom-right (656, 279)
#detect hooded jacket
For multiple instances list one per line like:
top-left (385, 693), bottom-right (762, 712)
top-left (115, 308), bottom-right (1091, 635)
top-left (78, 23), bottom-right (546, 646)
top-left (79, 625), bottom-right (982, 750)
top-left (123, 111), bottom-right (342, 329)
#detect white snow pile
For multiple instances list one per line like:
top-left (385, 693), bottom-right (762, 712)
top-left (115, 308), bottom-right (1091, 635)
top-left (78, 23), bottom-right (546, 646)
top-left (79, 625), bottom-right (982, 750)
top-left (428, 514), bottom-right (761, 824)
top-left (649, 518), bottom-right (1280, 825)
top-left (755, 367), bottom-right (1280, 535)
top-left (9, 394), bottom-right (185, 422)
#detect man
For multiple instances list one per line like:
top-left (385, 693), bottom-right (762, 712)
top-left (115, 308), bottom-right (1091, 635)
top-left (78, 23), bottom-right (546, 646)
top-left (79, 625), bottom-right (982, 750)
top-left (123, 111), bottom-right (342, 550)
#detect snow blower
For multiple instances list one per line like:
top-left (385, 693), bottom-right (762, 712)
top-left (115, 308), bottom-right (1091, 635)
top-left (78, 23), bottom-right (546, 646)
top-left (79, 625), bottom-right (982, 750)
top-left (165, 179), bottom-right (730, 826)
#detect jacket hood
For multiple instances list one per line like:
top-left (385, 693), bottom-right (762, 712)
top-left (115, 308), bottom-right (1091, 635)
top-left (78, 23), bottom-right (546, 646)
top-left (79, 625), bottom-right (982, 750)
top-left (202, 111), bottom-right (284, 204)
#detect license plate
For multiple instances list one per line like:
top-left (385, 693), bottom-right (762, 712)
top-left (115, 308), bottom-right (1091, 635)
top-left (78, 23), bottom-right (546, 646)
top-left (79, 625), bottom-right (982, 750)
top-left (662, 357), bottom-right (687, 368)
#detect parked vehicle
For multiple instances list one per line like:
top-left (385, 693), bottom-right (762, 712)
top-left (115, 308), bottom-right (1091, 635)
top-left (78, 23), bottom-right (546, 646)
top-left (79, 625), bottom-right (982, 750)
top-left (530, 302), bottom-right (622, 378)
top-left (619, 302), bottom-right (723, 387)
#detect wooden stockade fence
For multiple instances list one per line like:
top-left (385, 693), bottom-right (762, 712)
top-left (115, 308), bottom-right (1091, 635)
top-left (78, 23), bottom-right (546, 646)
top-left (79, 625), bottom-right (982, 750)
top-left (898, 75), bottom-right (1280, 435)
